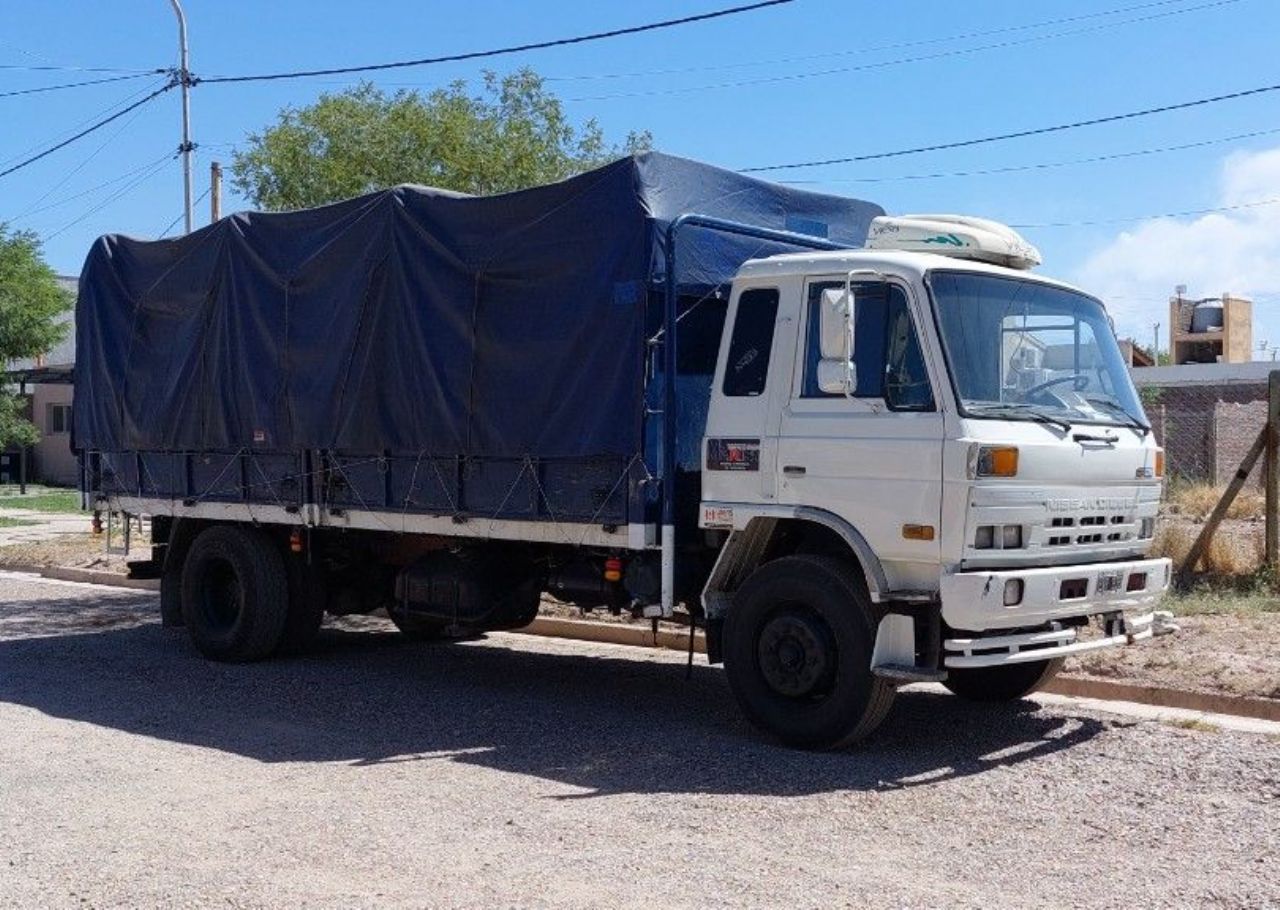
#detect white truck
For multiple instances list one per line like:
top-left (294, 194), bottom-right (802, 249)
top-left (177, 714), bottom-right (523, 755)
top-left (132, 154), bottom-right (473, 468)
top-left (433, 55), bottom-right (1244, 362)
top-left (76, 159), bottom-right (1173, 749)
top-left (697, 214), bottom-right (1173, 747)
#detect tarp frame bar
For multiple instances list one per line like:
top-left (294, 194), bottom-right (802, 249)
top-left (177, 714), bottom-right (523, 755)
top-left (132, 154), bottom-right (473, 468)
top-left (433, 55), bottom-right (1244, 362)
top-left (660, 213), bottom-right (852, 614)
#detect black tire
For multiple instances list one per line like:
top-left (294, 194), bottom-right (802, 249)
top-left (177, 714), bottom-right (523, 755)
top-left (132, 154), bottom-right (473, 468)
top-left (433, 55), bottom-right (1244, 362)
top-left (943, 658), bottom-right (1064, 702)
top-left (723, 554), bottom-right (896, 750)
top-left (159, 557), bottom-right (185, 628)
top-left (180, 525), bottom-right (288, 662)
top-left (277, 552), bottom-right (327, 655)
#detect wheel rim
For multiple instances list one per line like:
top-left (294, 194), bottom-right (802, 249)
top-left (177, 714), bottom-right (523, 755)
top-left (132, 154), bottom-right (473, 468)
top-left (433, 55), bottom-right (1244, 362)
top-left (755, 606), bottom-right (838, 699)
top-left (199, 558), bottom-right (242, 633)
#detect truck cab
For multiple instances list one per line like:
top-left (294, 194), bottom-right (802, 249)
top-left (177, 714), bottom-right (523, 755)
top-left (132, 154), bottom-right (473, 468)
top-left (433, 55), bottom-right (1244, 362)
top-left (698, 215), bottom-right (1173, 748)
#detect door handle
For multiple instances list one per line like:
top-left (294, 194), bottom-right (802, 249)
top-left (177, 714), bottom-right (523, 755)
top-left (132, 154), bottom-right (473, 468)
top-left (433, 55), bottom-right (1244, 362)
top-left (782, 465), bottom-right (806, 476)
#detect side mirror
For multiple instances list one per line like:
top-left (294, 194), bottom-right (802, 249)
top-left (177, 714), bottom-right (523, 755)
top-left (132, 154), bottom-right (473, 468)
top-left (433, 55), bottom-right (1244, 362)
top-left (818, 287), bottom-right (856, 395)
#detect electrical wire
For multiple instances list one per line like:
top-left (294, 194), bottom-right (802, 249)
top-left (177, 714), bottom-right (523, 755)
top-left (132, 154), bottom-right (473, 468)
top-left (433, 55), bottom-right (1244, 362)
top-left (0, 71), bottom-right (162, 99)
top-left (777, 126), bottom-right (1280, 185)
top-left (0, 77), bottom-right (167, 169)
top-left (44, 156), bottom-right (175, 241)
top-left (17, 154), bottom-right (174, 219)
top-left (741, 80), bottom-right (1280, 172)
top-left (547, 0), bottom-right (1223, 82)
top-left (15, 87), bottom-right (169, 219)
top-left (567, 0), bottom-right (1240, 102)
top-left (157, 186), bottom-right (211, 238)
top-left (195, 1), bottom-right (793, 84)
top-left (0, 80), bottom-right (175, 180)
top-left (0, 63), bottom-right (158, 74)
top-left (1011, 196), bottom-right (1280, 229)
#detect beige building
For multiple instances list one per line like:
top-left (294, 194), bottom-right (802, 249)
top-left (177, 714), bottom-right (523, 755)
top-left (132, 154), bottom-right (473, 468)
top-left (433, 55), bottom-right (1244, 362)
top-left (1168, 292), bottom-right (1252, 365)
top-left (3, 276), bottom-right (78, 487)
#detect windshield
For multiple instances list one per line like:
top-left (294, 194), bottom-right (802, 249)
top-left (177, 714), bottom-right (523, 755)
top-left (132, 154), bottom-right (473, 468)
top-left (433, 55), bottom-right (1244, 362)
top-left (929, 271), bottom-right (1147, 429)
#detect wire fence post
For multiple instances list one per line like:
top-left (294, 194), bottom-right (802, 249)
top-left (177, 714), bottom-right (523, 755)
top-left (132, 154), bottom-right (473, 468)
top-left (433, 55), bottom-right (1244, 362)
top-left (1266, 370), bottom-right (1280, 571)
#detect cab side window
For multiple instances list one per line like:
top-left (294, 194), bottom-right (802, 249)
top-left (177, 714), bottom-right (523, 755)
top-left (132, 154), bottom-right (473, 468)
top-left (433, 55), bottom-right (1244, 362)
top-left (802, 281), bottom-right (934, 411)
top-left (722, 288), bottom-right (780, 397)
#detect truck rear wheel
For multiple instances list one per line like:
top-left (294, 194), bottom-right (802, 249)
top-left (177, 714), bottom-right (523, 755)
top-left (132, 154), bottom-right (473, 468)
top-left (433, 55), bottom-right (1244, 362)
top-left (723, 555), bottom-right (895, 750)
top-left (180, 525), bottom-right (288, 662)
top-left (277, 553), bottom-right (327, 655)
top-left (943, 658), bottom-right (1063, 702)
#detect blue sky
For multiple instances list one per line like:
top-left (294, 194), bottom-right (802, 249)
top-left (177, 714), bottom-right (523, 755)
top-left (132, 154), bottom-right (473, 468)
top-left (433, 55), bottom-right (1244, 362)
top-left (4, 0), bottom-right (1280, 348)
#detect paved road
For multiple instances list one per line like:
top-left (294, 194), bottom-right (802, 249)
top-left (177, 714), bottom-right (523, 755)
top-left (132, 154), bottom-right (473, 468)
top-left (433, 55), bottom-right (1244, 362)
top-left (0, 572), bottom-right (1276, 908)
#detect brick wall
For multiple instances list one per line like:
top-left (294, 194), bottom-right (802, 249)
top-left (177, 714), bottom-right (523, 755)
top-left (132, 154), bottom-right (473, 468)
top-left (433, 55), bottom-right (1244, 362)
top-left (1142, 380), bottom-right (1268, 487)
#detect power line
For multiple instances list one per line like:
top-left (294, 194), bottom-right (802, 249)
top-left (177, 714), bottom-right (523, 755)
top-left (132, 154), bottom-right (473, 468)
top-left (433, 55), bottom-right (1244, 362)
top-left (17, 154), bottom-right (175, 218)
top-left (567, 0), bottom-right (1240, 102)
top-left (741, 79), bottom-right (1280, 172)
top-left (547, 0), bottom-right (1218, 82)
top-left (1011, 196), bottom-right (1280, 229)
top-left (778, 125), bottom-right (1280, 185)
top-left (45, 157), bottom-right (175, 241)
top-left (158, 186), bottom-right (211, 238)
top-left (0, 77), bottom-right (169, 169)
top-left (0, 71), bottom-right (161, 99)
top-left (15, 87), bottom-right (169, 219)
top-left (0, 80), bottom-right (175, 180)
top-left (196, 0), bottom-right (793, 84)
top-left (0, 63), bottom-right (157, 75)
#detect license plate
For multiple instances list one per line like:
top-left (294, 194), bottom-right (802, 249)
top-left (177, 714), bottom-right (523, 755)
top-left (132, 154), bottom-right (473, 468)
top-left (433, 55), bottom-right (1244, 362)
top-left (1096, 571), bottom-right (1123, 594)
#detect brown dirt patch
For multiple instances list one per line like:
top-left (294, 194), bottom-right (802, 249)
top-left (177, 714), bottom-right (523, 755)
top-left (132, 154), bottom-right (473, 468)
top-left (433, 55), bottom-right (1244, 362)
top-left (1063, 612), bottom-right (1280, 701)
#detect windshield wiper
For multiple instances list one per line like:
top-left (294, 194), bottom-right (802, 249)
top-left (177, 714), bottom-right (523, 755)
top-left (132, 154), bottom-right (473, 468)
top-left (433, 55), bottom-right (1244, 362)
top-left (966, 402), bottom-right (1072, 433)
top-left (1084, 397), bottom-right (1151, 437)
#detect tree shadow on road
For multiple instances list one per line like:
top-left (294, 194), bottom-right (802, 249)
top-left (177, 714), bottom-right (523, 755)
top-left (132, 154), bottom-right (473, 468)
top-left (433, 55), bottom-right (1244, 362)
top-left (0, 592), bottom-right (1112, 798)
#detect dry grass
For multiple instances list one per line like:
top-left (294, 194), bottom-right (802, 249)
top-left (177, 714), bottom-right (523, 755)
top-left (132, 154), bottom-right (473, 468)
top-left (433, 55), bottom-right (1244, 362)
top-left (1149, 521), bottom-right (1263, 576)
top-left (1163, 481), bottom-right (1265, 521)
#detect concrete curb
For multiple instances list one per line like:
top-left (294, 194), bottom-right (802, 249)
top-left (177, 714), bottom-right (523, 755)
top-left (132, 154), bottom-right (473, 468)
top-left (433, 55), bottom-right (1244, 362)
top-left (1041, 676), bottom-right (1280, 722)
top-left (1, 563), bottom-right (160, 591)
top-left (9, 564), bottom-right (1277, 724)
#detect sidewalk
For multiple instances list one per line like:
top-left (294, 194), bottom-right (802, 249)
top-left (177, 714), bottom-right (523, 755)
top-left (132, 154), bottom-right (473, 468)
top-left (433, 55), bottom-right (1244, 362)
top-left (0, 508), bottom-right (91, 546)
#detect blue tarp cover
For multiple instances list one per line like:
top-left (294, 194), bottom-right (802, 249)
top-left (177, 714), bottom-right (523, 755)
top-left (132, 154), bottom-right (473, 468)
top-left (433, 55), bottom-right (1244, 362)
top-left (74, 152), bottom-right (880, 520)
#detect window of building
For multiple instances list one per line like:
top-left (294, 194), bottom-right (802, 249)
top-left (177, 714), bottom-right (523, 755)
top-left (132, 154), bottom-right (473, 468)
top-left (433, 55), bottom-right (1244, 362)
top-left (722, 288), bottom-right (780, 397)
top-left (46, 403), bottom-right (71, 435)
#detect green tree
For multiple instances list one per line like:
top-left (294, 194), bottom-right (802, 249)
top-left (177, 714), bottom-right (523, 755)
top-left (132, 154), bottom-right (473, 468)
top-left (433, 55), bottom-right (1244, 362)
top-left (0, 226), bottom-right (71, 447)
top-left (232, 69), bottom-right (652, 210)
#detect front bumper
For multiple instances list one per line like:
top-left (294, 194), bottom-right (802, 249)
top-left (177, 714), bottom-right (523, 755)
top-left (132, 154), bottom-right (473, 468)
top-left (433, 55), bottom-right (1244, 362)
top-left (944, 610), bottom-right (1178, 669)
top-left (938, 556), bottom-right (1175, 669)
top-left (940, 556), bottom-right (1172, 632)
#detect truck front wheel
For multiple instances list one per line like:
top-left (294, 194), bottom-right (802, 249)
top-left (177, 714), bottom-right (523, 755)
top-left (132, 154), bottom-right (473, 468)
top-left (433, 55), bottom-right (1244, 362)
top-left (723, 555), bottom-right (895, 750)
top-left (942, 658), bottom-right (1063, 702)
top-left (180, 525), bottom-right (289, 662)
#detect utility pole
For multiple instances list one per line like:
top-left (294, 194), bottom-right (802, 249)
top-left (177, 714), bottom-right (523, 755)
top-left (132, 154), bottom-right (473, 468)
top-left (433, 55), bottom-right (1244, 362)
top-left (169, 0), bottom-right (194, 234)
top-left (1152, 322), bottom-right (1160, 365)
top-left (210, 161), bottom-right (222, 222)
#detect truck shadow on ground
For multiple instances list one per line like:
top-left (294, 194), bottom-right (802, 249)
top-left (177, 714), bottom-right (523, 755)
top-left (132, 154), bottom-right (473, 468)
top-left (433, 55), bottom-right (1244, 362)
top-left (0, 593), bottom-right (1113, 798)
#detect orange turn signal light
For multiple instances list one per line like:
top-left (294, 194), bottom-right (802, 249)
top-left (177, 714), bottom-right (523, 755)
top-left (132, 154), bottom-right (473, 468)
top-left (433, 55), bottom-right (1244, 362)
top-left (1154, 450), bottom-right (1165, 478)
top-left (902, 524), bottom-right (935, 541)
top-left (976, 446), bottom-right (1019, 478)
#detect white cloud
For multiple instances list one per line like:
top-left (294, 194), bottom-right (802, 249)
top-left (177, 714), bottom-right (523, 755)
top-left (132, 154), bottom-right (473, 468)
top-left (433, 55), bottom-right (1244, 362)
top-left (1073, 145), bottom-right (1280, 352)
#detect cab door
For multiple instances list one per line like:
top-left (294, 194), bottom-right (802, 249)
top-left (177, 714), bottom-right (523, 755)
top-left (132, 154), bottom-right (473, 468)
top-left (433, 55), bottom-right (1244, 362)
top-left (772, 277), bottom-right (945, 589)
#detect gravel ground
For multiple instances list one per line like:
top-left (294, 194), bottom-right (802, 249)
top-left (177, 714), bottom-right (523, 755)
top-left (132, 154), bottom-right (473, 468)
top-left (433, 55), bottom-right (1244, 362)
top-left (0, 572), bottom-right (1277, 909)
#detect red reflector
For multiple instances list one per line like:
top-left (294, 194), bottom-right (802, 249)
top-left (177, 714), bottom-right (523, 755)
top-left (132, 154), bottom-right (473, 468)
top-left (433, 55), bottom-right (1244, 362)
top-left (1126, 572), bottom-right (1147, 592)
